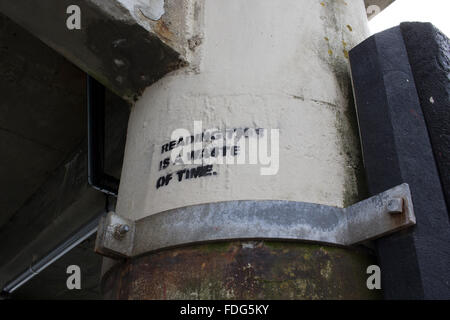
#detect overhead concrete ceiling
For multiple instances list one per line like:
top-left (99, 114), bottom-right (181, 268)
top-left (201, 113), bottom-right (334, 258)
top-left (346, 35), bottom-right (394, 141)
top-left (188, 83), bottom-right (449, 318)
top-left (0, 12), bottom-right (87, 228)
top-left (0, 12), bottom-right (130, 299)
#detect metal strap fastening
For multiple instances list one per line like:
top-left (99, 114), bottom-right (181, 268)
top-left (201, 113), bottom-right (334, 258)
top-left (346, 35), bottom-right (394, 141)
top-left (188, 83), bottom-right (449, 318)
top-left (95, 183), bottom-right (416, 259)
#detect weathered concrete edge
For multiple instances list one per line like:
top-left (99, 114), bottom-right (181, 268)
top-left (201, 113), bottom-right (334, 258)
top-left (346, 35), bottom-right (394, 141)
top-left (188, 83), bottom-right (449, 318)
top-left (0, 0), bottom-right (186, 101)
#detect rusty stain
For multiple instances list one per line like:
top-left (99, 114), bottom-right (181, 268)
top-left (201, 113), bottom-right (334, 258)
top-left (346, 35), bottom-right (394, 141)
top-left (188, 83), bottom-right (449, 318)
top-left (102, 241), bottom-right (381, 300)
top-left (153, 20), bottom-right (174, 43)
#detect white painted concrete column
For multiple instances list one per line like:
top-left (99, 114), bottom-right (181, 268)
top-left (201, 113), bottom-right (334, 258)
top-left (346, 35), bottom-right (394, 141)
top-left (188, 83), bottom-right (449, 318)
top-left (117, 0), bottom-right (370, 221)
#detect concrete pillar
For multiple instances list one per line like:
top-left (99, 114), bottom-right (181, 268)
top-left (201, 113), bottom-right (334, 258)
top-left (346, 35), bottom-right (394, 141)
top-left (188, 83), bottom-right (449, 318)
top-left (102, 0), bottom-right (378, 299)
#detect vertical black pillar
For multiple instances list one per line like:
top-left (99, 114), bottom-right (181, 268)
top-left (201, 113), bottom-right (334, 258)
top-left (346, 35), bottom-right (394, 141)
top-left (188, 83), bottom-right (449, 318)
top-left (400, 22), bottom-right (450, 215)
top-left (349, 25), bottom-right (450, 299)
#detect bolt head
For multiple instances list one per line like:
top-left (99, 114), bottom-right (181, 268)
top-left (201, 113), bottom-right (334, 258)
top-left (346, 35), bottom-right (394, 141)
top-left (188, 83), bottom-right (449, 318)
top-left (387, 198), bottom-right (403, 214)
top-left (113, 224), bottom-right (130, 240)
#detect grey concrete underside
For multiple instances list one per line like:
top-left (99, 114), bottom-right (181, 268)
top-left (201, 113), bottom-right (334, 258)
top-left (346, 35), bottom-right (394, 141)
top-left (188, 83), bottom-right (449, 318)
top-left (0, 12), bottom-right (87, 229)
top-left (0, 0), bottom-right (184, 101)
top-left (0, 13), bottom-right (130, 298)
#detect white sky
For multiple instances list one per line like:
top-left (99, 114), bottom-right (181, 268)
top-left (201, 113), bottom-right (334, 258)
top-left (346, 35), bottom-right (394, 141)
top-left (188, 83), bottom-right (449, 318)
top-left (369, 0), bottom-right (450, 36)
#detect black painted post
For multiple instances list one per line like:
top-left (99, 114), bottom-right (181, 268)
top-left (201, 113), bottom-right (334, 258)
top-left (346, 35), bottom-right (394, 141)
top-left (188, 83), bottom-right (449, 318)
top-left (349, 24), bottom-right (450, 299)
top-left (400, 23), bottom-right (450, 215)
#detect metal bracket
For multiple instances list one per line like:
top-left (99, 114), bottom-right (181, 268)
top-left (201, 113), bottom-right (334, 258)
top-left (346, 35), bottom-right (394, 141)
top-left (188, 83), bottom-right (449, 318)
top-left (95, 213), bottom-right (135, 258)
top-left (95, 183), bottom-right (416, 259)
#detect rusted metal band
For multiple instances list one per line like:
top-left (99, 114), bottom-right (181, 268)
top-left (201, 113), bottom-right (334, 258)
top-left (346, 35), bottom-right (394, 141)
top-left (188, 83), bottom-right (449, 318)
top-left (95, 184), bottom-right (416, 258)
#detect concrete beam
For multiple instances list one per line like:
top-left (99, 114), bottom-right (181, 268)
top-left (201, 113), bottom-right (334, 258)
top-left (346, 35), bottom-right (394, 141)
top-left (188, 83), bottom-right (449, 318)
top-left (0, 0), bottom-right (194, 101)
top-left (0, 0), bottom-right (394, 101)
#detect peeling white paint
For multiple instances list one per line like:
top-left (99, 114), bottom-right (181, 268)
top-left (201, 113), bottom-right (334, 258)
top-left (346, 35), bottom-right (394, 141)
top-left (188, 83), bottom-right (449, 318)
top-left (118, 0), bottom-right (165, 21)
top-left (137, 0), bottom-right (165, 21)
